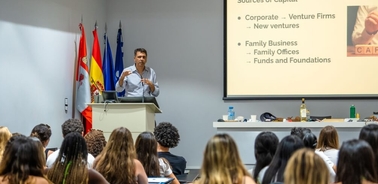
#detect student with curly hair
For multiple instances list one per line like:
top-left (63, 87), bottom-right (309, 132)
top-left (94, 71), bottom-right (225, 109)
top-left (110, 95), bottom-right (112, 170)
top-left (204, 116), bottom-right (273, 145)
top-left (84, 129), bottom-right (107, 158)
top-left (135, 131), bottom-right (179, 184)
top-left (46, 118), bottom-right (95, 168)
top-left (0, 136), bottom-right (50, 184)
top-left (30, 123), bottom-right (53, 158)
top-left (284, 148), bottom-right (329, 184)
top-left (0, 127), bottom-right (12, 163)
top-left (194, 134), bottom-right (255, 184)
top-left (94, 127), bottom-right (148, 184)
top-left (154, 122), bottom-right (186, 175)
top-left (335, 139), bottom-right (378, 184)
top-left (46, 132), bottom-right (108, 184)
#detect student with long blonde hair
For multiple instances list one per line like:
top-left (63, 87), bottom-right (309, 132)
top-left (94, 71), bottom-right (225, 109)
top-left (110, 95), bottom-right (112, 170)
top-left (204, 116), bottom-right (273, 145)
top-left (195, 134), bottom-right (255, 184)
top-left (0, 127), bottom-right (12, 163)
top-left (94, 127), bottom-right (148, 184)
top-left (284, 148), bottom-right (329, 184)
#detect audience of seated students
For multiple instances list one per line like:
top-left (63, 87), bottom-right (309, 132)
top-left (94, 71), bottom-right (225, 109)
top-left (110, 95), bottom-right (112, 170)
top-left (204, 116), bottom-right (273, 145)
top-left (252, 131), bottom-right (279, 183)
top-left (302, 132), bottom-right (336, 182)
top-left (290, 127), bottom-right (311, 139)
top-left (135, 131), bottom-right (179, 184)
top-left (46, 118), bottom-right (95, 168)
top-left (284, 148), bottom-right (329, 184)
top-left (316, 125), bottom-right (340, 164)
top-left (84, 129), bottom-right (107, 158)
top-left (93, 127), bottom-right (148, 184)
top-left (154, 122), bottom-right (187, 175)
top-left (0, 135), bottom-right (50, 184)
top-left (259, 135), bottom-right (304, 184)
top-left (30, 123), bottom-right (53, 159)
top-left (194, 133), bottom-right (255, 184)
top-left (335, 139), bottom-right (378, 184)
top-left (359, 123), bottom-right (378, 170)
top-left (0, 127), bottom-right (12, 163)
top-left (46, 132), bottom-right (108, 184)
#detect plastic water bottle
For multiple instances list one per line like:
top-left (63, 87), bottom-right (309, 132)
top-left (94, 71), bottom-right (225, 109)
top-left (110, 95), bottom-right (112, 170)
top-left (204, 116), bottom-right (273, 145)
top-left (350, 105), bottom-right (356, 118)
top-left (228, 106), bottom-right (235, 120)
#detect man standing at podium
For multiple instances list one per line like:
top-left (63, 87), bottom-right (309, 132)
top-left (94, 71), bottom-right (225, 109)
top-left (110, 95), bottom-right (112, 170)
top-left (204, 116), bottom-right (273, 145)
top-left (115, 48), bottom-right (160, 97)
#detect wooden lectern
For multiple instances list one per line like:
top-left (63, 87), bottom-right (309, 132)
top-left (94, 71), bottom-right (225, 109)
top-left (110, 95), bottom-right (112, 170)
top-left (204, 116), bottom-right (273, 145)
top-left (88, 103), bottom-right (162, 141)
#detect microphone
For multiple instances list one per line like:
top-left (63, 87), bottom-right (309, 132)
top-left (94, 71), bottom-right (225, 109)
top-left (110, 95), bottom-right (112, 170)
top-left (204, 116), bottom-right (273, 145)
top-left (141, 77), bottom-right (145, 103)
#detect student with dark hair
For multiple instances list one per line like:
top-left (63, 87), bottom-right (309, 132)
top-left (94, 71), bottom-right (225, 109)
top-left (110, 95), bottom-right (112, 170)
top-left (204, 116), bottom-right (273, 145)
top-left (46, 118), bottom-right (95, 168)
top-left (84, 129), bottom-right (107, 158)
top-left (46, 132), bottom-right (108, 184)
top-left (359, 123), bottom-right (378, 170)
top-left (336, 139), bottom-right (378, 184)
top-left (154, 122), bottom-right (186, 175)
top-left (30, 123), bottom-right (53, 158)
top-left (290, 127), bottom-right (311, 139)
top-left (252, 131), bottom-right (279, 182)
top-left (0, 136), bottom-right (50, 184)
top-left (135, 131), bottom-right (179, 184)
top-left (259, 135), bottom-right (304, 184)
top-left (194, 134), bottom-right (255, 184)
top-left (94, 127), bottom-right (148, 184)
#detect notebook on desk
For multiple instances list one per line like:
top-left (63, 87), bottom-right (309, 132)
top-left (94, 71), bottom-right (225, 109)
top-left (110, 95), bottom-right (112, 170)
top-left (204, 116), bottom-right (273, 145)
top-left (148, 177), bottom-right (174, 184)
top-left (176, 169), bottom-right (200, 183)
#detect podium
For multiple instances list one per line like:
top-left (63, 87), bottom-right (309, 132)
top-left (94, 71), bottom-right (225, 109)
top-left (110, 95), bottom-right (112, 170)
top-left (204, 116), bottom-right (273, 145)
top-left (88, 103), bottom-right (162, 141)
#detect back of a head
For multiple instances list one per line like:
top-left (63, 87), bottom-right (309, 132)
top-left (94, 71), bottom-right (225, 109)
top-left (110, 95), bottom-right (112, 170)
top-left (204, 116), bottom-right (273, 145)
top-left (291, 127), bottom-right (312, 139)
top-left (135, 131), bottom-right (160, 177)
top-left (303, 132), bottom-right (317, 149)
top-left (94, 127), bottom-right (136, 184)
top-left (359, 124), bottom-right (378, 158)
top-left (84, 129), bottom-right (106, 158)
top-left (262, 135), bottom-right (305, 184)
top-left (254, 131), bottom-right (279, 181)
top-left (30, 124), bottom-right (52, 146)
top-left (0, 136), bottom-right (46, 183)
top-left (0, 126), bottom-right (12, 161)
top-left (198, 133), bottom-right (247, 184)
top-left (336, 139), bottom-right (378, 184)
top-left (61, 118), bottom-right (84, 137)
top-left (48, 132), bottom-right (88, 184)
top-left (284, 148), bottom-right (329, 184)
top-left (316, 125), bottom-right (339, 150)
top-left (154, 122), bottom-right (180, 148)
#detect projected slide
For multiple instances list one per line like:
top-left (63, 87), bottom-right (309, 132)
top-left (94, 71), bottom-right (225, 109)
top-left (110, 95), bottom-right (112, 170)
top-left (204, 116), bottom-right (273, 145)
top-left (225, 1), bottom-right (378, 99)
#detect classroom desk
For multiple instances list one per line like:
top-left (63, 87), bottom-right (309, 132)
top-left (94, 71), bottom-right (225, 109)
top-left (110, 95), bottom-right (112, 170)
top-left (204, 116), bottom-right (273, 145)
top-left (213, 121), bottom-right (366, 166)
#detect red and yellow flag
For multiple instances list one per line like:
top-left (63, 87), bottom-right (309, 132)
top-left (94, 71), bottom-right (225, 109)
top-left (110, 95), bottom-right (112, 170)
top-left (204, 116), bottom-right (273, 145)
top-left (76, 23), bottom-right (92, 131)
top-left (89, 27), bottom-right (104, 103)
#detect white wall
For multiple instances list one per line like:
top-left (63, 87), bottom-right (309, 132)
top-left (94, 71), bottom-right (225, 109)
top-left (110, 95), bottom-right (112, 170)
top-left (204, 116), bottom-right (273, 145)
top-left (1, 0), bottom-right (378, 168)
top-left (0, 0), bottom-right (106, 147)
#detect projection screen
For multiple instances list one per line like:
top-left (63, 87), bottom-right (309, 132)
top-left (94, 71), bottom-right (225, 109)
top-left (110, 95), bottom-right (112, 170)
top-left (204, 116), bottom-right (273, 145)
top-left (224, 0), bottom-right (378, 99)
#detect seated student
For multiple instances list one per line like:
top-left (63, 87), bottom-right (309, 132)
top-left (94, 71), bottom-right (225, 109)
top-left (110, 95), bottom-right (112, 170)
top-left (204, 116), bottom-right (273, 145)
top-left (0, 135), bottom-right (50, 184)
top-left (290, 127), bottom-right (312, 139)
top-left (252, 131), bottom-right (279, 183)
top-left (46, 132), bottom-right (108, 184)
top-left (335, 139), bottom-right (378, 184)
top-left (259, 135), bottom-right (304, 184)
top-left (154, 122), bottom-right (187, 175)
top-left (84, 129), bottom-right (107, 158)
top-left (316, 125), bottom-right (340, 165)
top-left (135, 131), bottom-right (179, 184)
top-left (46, 118), bottom-right (95, 168)
top-left (302, 132), bottom-right (336, 182)
top-left (30, 123), bottom-right (54, 158)
top-left (94, 127), bottom-right (148, 184)
top-left (359, 123), bottom-right (378, 170)
top-left (284, 148), bottom-right (329, 184)
top-left (0, 127), bottom-right (12, 163)
top-left (194, 133), bottom-right (255, 184)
